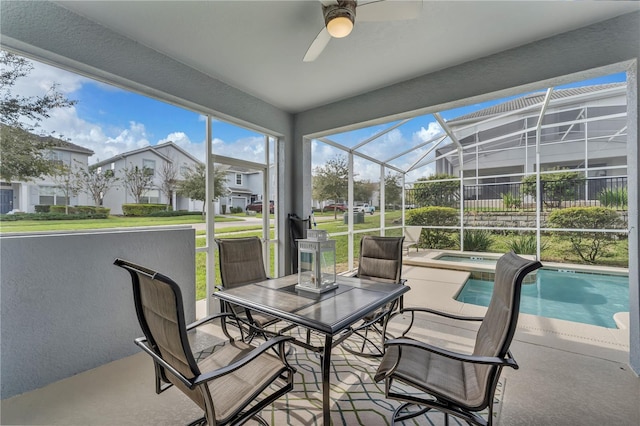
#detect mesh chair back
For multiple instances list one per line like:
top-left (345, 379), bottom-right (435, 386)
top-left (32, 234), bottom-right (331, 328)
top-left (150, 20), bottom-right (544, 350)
top-left (114, 260), bottom-right (208, 410)
top-left (357, 236), bottom-right (405, 283)
top-left (472, 252), bottom-right (542, 400)
top-left (216, 237), bottom-right (268, 288)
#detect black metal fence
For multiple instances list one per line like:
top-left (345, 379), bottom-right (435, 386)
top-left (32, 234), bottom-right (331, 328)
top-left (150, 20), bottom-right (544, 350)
top-left (405, 176), bottom-right (628, 212)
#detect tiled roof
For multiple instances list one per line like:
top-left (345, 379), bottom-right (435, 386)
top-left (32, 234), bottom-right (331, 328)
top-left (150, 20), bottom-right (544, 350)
top-left (39, 134), bottom-right (95, 155)
top-left (447, 83), bottom-right (626, 124)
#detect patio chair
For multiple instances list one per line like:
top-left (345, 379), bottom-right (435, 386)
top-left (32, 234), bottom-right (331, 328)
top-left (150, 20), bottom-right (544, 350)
top-left (403, 226), bottom-right (422, 253)
top-left (342, 235), bottom-right (406, 357)
top-left (215, 237), bottom-right (282, 342)
top-left (113, 258), bottom-right (295, 426)
top-left (374, 251), bottom-right (542, 426)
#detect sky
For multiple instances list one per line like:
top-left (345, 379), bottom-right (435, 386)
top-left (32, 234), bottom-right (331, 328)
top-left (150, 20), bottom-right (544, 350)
top-left (12, 54), bottom-right (626, 181)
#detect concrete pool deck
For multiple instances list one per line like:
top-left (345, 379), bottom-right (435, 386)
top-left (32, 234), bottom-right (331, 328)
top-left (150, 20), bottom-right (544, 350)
top-left (401, 249), bottom-right (630, 364)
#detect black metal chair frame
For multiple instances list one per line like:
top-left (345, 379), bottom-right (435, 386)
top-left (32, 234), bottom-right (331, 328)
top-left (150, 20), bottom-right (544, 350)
top-left (114, 258), bottom-right (295, 426)
top-left (377, 252), bottom-right (542, 426)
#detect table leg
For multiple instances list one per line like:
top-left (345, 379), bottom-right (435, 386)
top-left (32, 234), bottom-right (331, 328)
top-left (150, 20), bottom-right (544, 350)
top-left (321, 334), bottom-right (333, 426)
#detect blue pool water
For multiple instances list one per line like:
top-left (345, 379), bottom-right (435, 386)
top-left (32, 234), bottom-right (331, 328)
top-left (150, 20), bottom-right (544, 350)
top-left (456, 269), bottom-right (628, 328)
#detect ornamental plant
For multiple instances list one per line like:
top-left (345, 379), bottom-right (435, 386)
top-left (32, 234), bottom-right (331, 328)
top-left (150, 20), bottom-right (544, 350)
top-left (521, 171), bottom-right (585, 209)
top-left (547, 206), bottom-right (623, 264)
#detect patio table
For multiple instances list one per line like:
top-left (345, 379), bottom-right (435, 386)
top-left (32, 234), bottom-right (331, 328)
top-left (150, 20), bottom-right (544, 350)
top-left (214, 274), bottom-right (409, 426)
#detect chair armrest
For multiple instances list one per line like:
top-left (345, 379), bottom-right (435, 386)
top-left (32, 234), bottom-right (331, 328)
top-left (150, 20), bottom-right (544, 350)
top-left (400, 307), bottom-right (484, 322)
top-left (384, 337), bottom-right (518, 369)
top-left (185, 312), bottom-right (234, 331)
top-left (192, 335), bottom-right (295, 385)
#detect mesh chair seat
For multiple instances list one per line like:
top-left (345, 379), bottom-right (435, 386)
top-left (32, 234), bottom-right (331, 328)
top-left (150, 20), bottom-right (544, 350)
top-left (200, 340), bottom-right (289, 423)
top-left (375, 344), bottom-right (485, 410)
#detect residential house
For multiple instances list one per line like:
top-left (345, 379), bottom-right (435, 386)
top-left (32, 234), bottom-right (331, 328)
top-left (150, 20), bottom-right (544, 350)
top-left (435, 83), bottom-right (628, 200)
top-left (220, 166), bottom-right (266, 212)
top-left (0, 132), bottom-right (94, 214)
top-left (92, 142), bottom-right (204, 215)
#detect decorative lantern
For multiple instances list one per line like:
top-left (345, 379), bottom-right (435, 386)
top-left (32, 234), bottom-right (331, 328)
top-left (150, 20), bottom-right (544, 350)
top-left (296, 230), bottom-right (338, 293)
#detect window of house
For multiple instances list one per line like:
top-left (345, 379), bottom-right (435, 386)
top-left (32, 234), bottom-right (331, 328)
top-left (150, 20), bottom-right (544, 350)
top-left (46, 150), bottom-right (70, 167)
top-left (140, 189), bottom-right (160, 204)
top-left (143, 159), bottom-right (156, 176)
top-left (235, 173), bottom-right (243, 185)
top-left (38, 186), bottom-right (67, 205)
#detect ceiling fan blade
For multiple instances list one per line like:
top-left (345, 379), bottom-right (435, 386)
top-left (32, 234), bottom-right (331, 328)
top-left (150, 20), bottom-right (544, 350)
top-left (319, 0), bottom-right (338, 6)
top-left (357, 0), bottom-right (423, 22)
top-left (303, 27), bottom-right (332, 62)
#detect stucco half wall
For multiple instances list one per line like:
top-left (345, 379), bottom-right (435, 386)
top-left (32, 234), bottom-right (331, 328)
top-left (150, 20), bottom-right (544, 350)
top-left (0, 227), bottom-right (196, 399)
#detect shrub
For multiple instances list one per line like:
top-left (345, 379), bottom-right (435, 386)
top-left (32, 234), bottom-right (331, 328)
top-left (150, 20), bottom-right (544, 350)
top-left (122, 203), bottom-right (170, 216)
top-left (0, 212), bottom-right (108, 221)
top-left (501, 192), bottom-right (521, 209)
top-left (406, 206), bottom-right (458, 249)
top-left (34, 205), bottom-right (50, 213)
top-left (508, 234), bottom-right (547, 255)
top-left (229, 206), bottom-right (243, 214)
top-left (548, 207), bottom-right (623, 263)
top-left (521, 171), bottom-right (585, 209)
top-left (599, 187), bottom-right (627, 209)
top-left (461, 229), bottom-right (493, 252)
top-left (50, 205), bottom-right (78, 214)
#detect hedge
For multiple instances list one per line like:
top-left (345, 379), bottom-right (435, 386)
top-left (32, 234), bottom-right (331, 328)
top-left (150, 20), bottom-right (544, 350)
top-left (49, 205), bottom-right (110, 215)
top-left (122, 203), bottom-right (172, 216)
top-left (0, 212), bottom-right (108, 221)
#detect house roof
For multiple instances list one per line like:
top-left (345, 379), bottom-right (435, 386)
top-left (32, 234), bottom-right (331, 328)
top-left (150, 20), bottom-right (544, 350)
top-left (447, 82), bottom-right (626, 125)
top-left (92, 141), bottom-right (202, 168)
top-left (1, 124), bottom-right (95, 155)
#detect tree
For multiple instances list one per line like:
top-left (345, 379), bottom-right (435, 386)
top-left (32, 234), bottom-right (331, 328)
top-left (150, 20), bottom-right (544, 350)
top-left (79, 167), bottom-right (119, 206)
top-left (158, 159), bottom-right (178, 211)
top-left (0, 51), bottom-right (77, 182)
top-left (354, 179), bottom-right (376, 205)
top-left (413, 174), bottom-right (459, 208)
top-left (178, 163), bottom-right (227, 216)
top-left (312, 155), bottom-right (348, 219)
top-left (50, 161), bottom-right (83, 214)
top-left (122, 164), bottom-right (154, 204)
top-left (384, 173), bottom-right (402, 209)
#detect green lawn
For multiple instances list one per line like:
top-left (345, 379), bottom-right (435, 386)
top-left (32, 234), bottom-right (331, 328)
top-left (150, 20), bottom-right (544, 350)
top-left (0, 215), bottom-right (239, 233)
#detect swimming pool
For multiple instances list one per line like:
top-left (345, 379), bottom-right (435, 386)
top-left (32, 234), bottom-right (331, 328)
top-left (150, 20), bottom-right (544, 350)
top-left (456, 268), bottom-right (628, 328)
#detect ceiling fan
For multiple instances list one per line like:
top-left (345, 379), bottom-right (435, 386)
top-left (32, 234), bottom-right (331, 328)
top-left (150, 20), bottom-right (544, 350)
top-left (303, 0), bottom-right (423, 62)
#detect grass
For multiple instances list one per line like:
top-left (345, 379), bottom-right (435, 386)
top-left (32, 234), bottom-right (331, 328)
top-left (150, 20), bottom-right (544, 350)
top-left (0, 215), bottom-right (240, 233)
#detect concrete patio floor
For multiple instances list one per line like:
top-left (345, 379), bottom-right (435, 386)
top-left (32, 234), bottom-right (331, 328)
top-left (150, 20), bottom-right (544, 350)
top-left (2, 254), bottom-right (638, 425)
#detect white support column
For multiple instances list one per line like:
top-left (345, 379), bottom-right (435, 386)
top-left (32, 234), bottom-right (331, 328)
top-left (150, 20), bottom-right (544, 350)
top-left (535, 89), bottom-right (554, 261)
top-left (348, 152), bottom-right (354, 270)
top-left (625, 62), bottom-right (639, 375)
top-left (205, 116), bottom-right (216, 316)
top-left (379, 163), bottom-right (385, 234)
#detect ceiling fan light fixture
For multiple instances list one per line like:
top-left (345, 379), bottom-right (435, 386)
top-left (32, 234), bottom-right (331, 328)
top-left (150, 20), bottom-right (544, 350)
top-left (324, 1), bottom-right (356, 38)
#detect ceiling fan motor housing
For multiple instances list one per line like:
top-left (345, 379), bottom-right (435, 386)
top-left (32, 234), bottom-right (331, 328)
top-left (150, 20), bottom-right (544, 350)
top-left (323, 1), bottom-right (357, 35)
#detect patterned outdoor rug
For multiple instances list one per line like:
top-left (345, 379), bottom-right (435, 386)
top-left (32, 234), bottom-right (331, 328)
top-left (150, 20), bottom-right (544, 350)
top-left (222, 328), bottom-right (505, 426)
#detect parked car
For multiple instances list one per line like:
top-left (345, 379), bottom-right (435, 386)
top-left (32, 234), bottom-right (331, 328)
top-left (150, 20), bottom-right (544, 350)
top-left (322, 203), bottom-right (347, 212)
top-left (245, 200), bottom-right (274, 214)
top-left (355, 203), bottom-right (375, 214)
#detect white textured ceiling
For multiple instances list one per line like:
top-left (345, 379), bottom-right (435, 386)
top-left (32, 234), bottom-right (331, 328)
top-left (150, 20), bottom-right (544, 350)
top-left (56, 1), bottom-right (639, 113)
